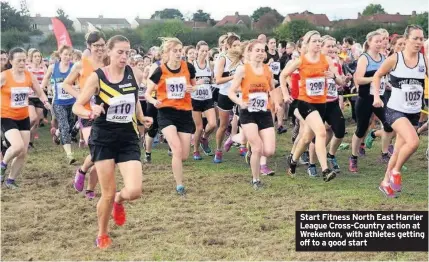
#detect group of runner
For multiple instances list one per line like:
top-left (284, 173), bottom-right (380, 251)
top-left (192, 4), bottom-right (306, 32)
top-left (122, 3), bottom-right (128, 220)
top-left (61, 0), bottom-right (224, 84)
top-left (1, 25), bottom-right (428, 248)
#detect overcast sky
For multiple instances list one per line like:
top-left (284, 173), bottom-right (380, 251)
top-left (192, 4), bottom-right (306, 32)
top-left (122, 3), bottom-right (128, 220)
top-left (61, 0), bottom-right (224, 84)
top-left (6, 0), bottom-right (429, 21)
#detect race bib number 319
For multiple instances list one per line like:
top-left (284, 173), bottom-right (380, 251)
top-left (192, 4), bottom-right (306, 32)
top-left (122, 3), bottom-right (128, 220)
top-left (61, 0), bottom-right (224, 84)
top-left (166, 76), bottom-right (187, 99)
top-left (106, 94), bottom-right (135, 123)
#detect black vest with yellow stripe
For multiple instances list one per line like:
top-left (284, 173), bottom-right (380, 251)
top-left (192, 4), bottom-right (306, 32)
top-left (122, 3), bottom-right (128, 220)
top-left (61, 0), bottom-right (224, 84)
top-left (92, 65), bottom-right (139, 138)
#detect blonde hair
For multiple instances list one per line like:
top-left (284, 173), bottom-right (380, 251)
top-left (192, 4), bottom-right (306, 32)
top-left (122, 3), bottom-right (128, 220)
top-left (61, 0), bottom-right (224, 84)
top-left (218, 34), bottom-right (228, 47)
top-left (321, 35), bottom-right (335, 46)
top-left (227, 39), bottom-right (247, 68)
top-left (29, 49), bottom-right (42, 64)
top-left (159, 37), bottom-right (182, 55)
top-left (302, 30), bottom-right (321, 53)
top-left (363, 31), bottom-right (382, 52)
top-left (58, 45), bottom-right (72, 54)
top-left (376, 28), bottom-right (389, 36)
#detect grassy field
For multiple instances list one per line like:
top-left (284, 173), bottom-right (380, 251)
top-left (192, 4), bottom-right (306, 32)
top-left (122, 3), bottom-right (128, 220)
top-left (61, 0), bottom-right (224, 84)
top-left (1, 110), bottom-right (428, 261)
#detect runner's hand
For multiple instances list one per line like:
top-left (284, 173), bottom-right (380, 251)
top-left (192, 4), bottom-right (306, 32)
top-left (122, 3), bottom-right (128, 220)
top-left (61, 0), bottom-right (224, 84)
top-left (186, 84), bottom-right (194, 93)
top-left (43, 101), bottom-right (51, 110)
top-left (283, 94), bottom-right (293, 104)
top-left (324, 71), bottom-right (335, 79)
top-left (240, 101), bottom-right (248, 110)
top-left (372, 97), bottom-right (384, 108)
top-left (143, 117), bottom-right (153, 129)
top-left (92, 103), bottom-right (105, 118)
top-left (152, 99), bottom-right (161, 109)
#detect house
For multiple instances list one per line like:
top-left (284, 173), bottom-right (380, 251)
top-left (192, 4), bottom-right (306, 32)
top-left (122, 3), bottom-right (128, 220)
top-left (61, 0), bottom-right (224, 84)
top-left (73, 16), bottom-right (131, 32)
top-left (184, 20), bottom-right (212, 30)
top-left (334, 11), bottom-right (417, 28)
top-left (215, 12), bottom-right (252, 28)
top-left (30, 14), bottom-right (53, 35)
top-left (131, 17), bottom-right (168, 28)
top-left (283, 11), bottom-right (331, 30)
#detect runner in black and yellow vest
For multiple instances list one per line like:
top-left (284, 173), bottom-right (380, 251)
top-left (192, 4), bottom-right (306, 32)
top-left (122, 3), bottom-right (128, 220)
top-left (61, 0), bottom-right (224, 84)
top-left (72, 35), bottom-right (153, 249)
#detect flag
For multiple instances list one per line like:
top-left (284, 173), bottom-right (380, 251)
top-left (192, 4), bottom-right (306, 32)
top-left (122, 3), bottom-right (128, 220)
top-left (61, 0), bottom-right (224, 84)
top-left (51, 18), bottom-right (73, 49)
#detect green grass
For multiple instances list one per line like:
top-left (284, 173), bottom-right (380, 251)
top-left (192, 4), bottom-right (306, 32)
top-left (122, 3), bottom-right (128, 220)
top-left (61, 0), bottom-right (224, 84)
top-left (1, 110), bottom-right (428, 261)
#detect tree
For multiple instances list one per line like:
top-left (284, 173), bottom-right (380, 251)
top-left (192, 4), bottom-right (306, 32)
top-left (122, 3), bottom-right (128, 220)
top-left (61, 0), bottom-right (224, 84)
top-left (252, 7), bottom-right (284, 22)
top-left (140, 20), bottom-right (191, 47)
top-left (275, 20), bottom-right (318, 41)
top-left (362, 4), bottom-right (386, 16)
top-left (1, 1), bottom-right (30, 32)
top-left (254, 13), bottom-right (280, 31)
top-left (0, 29), bottom-right (30, 49)
top-left (150, 9), bottom-right (184, 20)
top-left (409, 12), bottom-right (428, 36)
top-left (193, 9), bottom-right (211, 22)
top-left (56, 8), bottom-right (75, 32)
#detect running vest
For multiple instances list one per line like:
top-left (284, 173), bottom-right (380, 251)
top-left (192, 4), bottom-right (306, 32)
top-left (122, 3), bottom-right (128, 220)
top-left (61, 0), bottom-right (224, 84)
top-left (218, 55), bottom-right (240, 96)
top-left (1, 69), bottom-right (33, 120)
top-left (290, 70), bottom-right (300, 100)
top-left (240, 63), bottom-right (272, 112)
top-left (93, 65), bottom-right (139, 134)
top-left (79, 57), bottom-right (96, 110)
top-left (298, 54), bottom-right (329, 104)
top-left (424, 76), bottom-right (428, 100)
top-left (192, 60), bottom-right (212, 101)
top-left (266, 50), bottom-right (281, 77)
top-left (326, 61), bottom-right (342, 102)
top-left (157, 60), bottom-right (192, 111)
top-left (27, 64), bottom-right (45, 98)
top-left (138, 81), bottom-right (147, 101)
top-left (387, 52), bottom-right (426, 114)
top-left (52, 62), bottom-right (75, 105)
top-left (359, 53), bottom-right (386, 97)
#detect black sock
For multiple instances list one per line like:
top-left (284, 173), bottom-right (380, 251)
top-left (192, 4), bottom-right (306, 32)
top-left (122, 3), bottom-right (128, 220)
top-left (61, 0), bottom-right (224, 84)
top-left (79, 168), bottom-right (87, 175)
top-left (382, 152), bottom-right (388, 157)
top-left (351, 155), bottom-right (358, 160)
top-left (360, 143), bottom-right (365, 147)
top-left (145, 152), bottom-right (151, 156)
top-left (327, 153), bottom-right (335, 158)
top-left (370, 131), bottom-right (376, 139)
top-left (309, 163), bottom-right (316, 168)
top-left (322, 168), bottom-right (331, 174)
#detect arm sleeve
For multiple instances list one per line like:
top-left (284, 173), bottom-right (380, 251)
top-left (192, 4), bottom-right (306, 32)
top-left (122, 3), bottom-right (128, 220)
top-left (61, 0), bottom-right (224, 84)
top-left (149, 67), bottom-right (162, 84)
top-left (187, 62), bottom-right (196, 79)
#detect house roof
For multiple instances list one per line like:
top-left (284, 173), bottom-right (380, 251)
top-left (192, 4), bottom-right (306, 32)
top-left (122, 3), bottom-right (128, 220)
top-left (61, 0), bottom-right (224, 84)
top-left (362, 14), bottom-right (410, 23)
top-left (135, 18), bottom-right (167, 26)
top-left (77, 17), bottom-right (130, 25)
top-left (286, 11), bottom-right (331, 27)
top-left (30, 16), bottom-right (52, 25)
top-left (215, 13), bottom-right (251, 27)
top-left (184, 21), bottom-right (211, 28)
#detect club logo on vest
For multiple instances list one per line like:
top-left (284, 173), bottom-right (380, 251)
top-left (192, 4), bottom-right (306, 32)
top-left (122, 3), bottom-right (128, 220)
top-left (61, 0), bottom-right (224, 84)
top-left (419, 65), bottom-right (425, 72)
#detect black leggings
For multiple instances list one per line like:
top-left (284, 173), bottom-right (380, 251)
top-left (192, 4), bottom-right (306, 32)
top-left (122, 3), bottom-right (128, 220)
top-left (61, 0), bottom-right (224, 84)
top-left (355, 96), bottom-right (392, 138)
top-left (325, 101), bottom-right (345, 139)
top-left (146, 102), bottom-right (159, 138)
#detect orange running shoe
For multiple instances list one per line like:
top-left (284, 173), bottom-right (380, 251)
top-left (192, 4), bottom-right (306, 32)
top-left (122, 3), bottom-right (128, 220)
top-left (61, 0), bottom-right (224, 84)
top-left (95, 235), bottom-right (112, 249)
top-left (379, 182), bottom-right (397, 198)
top-left (112, 202), bottom-right (126, 226)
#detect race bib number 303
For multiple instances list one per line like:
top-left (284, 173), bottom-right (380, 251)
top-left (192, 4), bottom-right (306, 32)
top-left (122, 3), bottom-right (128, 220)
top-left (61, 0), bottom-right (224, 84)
top-left (106, 94), bottom-right (135, 123)
top-left (10, 87), bottom-right (30, 108)
top-left (248, 92), bottom-right (268, 112)
top-left (306, 77), bottom-right (325, 97)
top-left (166, 76), bottom-right (187, 99)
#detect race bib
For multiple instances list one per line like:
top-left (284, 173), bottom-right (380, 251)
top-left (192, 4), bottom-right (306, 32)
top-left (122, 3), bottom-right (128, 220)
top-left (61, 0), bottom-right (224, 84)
top-left (106, 94), bottom-right (135, 123)
top-left (166, 76), bottom-right (186, 99)
top-left (327, 79), bottom-right (338, 98)
top-left (10, 87), bottom-right (29, 108)
top-left (192, 85), bottom-right (212, 100)
top-left (248, 92), bottom-right (268, 112)
top-left (138, 85), bottom-right (146, 100)
top-left (370, 78), bottom-right (386, 96)
top-left (402, 84), bottom-right (422, 111)
top-left (57, 83), bottom-right (73, 100)
top-left (306, 77), bottom-right (325, 96)
top-left (270, 62), bottom-right (281, 75)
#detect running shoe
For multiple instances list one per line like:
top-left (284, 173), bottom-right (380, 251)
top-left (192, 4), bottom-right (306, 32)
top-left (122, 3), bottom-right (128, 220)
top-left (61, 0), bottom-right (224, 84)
top-left (364, 129), bottom-right (375, 149)
top-left (327, 155), bottom-right (340, 173)
top-left (358, 145), bottom-right (366, 157)
top-left (348, 157), bottom-right (358, 173)
top-left (112, 202), bottom-right (126, 226)
top-left (379, 182), bottom-right (397, 198)
top-left (388, 144), bottom-right (394, 156)
top-left (251, 180), bottom-right (263, 190)
top-left (223, 137), bottom-right (233, 152)
top-left (5, 179), bottom-right (18, 189)
top-left (213, 150), bottom-right (223, 163)
top-left (67, 153), bottom-right (76, 165)
top-left (73, 169), bottom-right (85, 192)
top-left (200, 138), bottom-right (213, 156)
top-left (322, 169), bottom-right (336, 182)
top-left (167, 148), bottom-right (172, 156)
top-left (28, 142), bottom-right (35, 149)
top-left (34, 133), bottom-right (39, 139)
top-left (176, 185), bottom-right (186, 196)
top-left (0, 162), bottom-right (7, 182)
top-left (193, 151), bottom-right (202, 160)
top-left (260, 165), bottom-right (275, 176)
top-left (239, 146), bottom-right (247, 157)
top-left (300, 151), bottom-right (310, 165)
top-left (96, 235), bottom-right (112, 249)
top-left (389, 171), bottom-right (402, 192)
top-left (277, 126), bottom-right (287, 134)
top-left (307, 165), bottom-right (318, 178)
top-left (288, 158), bottom-right (297, 178)
top-left (144, 153), bottom-right (152, 164)
top-left (85, 190), bottom-right (95, 200)
top-left (379, 153), bottom-right (390, 164)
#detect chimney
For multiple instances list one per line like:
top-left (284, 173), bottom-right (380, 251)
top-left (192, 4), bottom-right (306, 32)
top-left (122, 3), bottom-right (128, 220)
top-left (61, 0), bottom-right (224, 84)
top-left (98, 15), bottom-right (103, 19)
top-left (235, 12), bottom-right (239, 17)
top-left (36, 13), bottom-right (41, 17)
top-left (412, 11), bottom-right (416, 16)
top-left (396, 12), bottom-right (400, 15)
top-left (358, 12), bottom-right (361, 18)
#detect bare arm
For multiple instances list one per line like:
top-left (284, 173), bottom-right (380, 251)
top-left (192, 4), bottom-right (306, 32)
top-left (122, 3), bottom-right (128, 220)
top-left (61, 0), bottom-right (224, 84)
top-left (326, 56), bottom-right (344, 86)
top-left (72, 72), bottom-right (98, 119)
top-left (1, 72), bottom-right (5, 87)
top-left (373, 55), bottom-right (397, 102)
top-left (215, 57), bottom-right (234, 85)
top-left (41, 64), bottom-right (54, 95)
top-left (354, 56), bottom-right (372, 85)
top-left (227, 65), bottom-right (245, 105)
top-left (280, 58), bottom-right (301, 101)
top-left (30, 74), bottom-right (49, 103)
top-left (145, 79), bottom-right (159, 106)
top-left (63, 62), bottom-right (82, 98)
top-left (133, 68), bottom-right (145, 121)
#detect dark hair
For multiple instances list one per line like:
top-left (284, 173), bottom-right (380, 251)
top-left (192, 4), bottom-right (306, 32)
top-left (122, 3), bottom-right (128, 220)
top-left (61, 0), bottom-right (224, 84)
top-left (279, 40), bottom-right (287, 48)
top-left (142, 55), bottom-right (151, 61)
top-left (86, 31), bottom-right (106, 45)
top-left (107, 35), bottom-right (130, 50)
top-left (8, 47), bottom-right (26, 61)
top-left (343, 37), bottom-right (354, 45)
top-left (226, 35), bottom-right (240, 48)
top-left (404, 24), bottom-right (423, 39)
